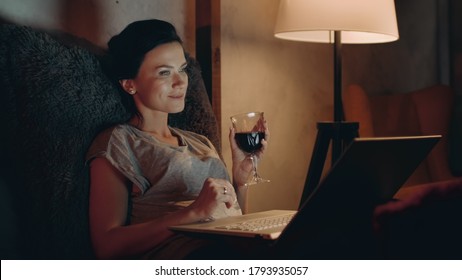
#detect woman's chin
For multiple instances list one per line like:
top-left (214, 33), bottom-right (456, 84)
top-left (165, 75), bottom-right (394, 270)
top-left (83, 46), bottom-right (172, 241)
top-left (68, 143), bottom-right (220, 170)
top-left (170, 105), bottom-right (185, 114)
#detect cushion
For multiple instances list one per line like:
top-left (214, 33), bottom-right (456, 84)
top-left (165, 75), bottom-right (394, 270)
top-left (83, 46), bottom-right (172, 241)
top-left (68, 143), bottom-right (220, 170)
top-left (0, 23), bottom-right (219, 259)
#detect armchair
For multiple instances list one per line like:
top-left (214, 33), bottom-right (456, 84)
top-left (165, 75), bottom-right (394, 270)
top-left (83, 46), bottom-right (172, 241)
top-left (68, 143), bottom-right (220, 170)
top-left (343, 84), bottom-right (460, 197)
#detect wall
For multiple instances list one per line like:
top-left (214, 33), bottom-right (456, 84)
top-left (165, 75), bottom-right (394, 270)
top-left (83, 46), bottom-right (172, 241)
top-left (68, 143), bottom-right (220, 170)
top-left (343, 0), bottom-right (440, 94)
top-left (0, 0), bottom-right (196, 53)
top-left (221, 0), bottom-right (333, 212)
top-left (220, 0), bottom-right (449, 213)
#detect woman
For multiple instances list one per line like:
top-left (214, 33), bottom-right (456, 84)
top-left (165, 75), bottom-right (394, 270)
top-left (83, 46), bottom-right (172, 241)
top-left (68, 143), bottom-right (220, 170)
top-left (86, 19), bottom-right (268, 259)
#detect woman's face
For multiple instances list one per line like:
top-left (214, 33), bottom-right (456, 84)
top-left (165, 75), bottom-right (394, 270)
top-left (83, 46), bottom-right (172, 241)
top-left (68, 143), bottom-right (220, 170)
top-left (127, 42), bottom-right (188, 115)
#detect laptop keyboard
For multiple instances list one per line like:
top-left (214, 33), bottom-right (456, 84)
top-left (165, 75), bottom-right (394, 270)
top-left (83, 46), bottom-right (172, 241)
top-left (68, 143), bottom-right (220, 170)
top-left (215, 213), bottom-right (295, 232)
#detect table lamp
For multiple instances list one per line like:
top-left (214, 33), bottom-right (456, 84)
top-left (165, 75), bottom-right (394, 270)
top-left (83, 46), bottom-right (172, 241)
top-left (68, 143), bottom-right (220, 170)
top-left (274, 0), bottom-right (399, 202)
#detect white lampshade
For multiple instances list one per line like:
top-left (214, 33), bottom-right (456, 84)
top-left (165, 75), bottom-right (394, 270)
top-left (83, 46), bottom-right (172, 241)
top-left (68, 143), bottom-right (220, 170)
top-left (274, 0), bottom-right (399, 44)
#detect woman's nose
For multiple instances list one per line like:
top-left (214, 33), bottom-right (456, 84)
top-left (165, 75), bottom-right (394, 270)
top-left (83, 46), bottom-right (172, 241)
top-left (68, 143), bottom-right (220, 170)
top-left (173, 72), bottom-right (188, 88)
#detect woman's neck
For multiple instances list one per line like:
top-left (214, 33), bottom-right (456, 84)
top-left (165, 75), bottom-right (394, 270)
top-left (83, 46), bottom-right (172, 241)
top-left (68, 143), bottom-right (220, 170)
top-left (130, 116), bottom-right (168, 134)
top-left (129, 115), bottom-right (179, 146)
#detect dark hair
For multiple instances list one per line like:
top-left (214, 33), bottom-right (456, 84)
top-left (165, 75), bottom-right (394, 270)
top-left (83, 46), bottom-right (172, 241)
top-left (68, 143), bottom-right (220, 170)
top-left (108, 19), bottom-right (183, 79)
top-left (107, 19), bottom-right (184, 121)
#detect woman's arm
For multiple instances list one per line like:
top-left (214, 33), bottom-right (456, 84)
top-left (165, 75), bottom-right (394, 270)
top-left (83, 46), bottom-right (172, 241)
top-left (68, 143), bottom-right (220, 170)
top-left (89, 157), bottom-right (236, 259)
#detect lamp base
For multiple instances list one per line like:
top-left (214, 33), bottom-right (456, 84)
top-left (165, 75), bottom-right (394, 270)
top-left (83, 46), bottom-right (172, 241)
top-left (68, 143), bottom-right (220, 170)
top-left (299, 121), bottom-right (359, 207)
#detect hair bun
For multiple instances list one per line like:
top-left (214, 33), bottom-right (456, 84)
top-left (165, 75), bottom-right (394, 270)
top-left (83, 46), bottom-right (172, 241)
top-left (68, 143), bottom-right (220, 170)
top-left (108, 19), bottom-right (182, 79)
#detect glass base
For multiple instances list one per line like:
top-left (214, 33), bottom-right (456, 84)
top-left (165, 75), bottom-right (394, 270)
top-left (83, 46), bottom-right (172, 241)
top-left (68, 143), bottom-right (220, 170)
top-left (244, 176), bottom-right (270, 187)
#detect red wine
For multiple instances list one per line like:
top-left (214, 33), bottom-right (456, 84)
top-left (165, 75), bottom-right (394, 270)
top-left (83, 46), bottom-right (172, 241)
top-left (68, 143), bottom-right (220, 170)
top-left (235, 132), bottom-right (265, 153)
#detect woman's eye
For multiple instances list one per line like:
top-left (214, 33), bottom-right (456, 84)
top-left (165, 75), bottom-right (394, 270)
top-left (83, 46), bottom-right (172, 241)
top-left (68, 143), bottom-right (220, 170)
top-left (159, 70), bottom-right (171, 76)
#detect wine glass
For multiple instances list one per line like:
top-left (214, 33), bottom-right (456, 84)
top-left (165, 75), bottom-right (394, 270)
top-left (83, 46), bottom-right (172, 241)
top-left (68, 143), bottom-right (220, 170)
top-left (230, 112), bottom-right (270, 186)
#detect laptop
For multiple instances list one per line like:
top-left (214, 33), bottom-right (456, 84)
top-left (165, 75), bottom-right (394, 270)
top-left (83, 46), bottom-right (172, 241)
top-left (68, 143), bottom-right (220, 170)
top-left (169, 135), bottom-right (441, 241)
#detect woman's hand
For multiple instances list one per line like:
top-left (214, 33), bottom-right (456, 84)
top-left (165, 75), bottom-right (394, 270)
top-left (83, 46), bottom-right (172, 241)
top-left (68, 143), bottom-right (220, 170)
top-left (186, 178), bottom-right (237, 221)
top-left (229, 120), bottom-right (270, 189)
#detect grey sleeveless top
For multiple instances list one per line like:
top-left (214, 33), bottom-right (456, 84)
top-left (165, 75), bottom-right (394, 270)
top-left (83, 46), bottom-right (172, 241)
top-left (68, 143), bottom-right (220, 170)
top-left (86, 124), bottom-right (241, 225)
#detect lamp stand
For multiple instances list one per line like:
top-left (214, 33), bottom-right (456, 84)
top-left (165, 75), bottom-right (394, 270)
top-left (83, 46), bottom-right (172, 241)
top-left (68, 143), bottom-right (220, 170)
top-left (299, 31), bottom-right (359, 206)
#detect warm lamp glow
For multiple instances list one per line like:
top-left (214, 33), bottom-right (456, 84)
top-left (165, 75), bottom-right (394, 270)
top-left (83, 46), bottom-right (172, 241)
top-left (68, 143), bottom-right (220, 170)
top-left (274, 0), bottom-right (400, 203)
top-left (274, 0), bottom-right (399, 44)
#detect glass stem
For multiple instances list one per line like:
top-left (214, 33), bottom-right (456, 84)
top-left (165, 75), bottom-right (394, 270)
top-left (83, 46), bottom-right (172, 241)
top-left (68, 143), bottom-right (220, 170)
top-left (250, 154), bottom-right (259, 180)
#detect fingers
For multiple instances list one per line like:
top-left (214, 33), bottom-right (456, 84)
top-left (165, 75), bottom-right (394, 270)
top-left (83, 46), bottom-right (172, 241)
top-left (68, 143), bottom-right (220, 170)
top-left (229, 118), bottom-right (269, 164)
top-left (229, 127), bottom-right (238, 151)
top-left (229, 120), bottom-right (270, 151)
top-left (190, 179), bottom-right (239, 221)
top-left (255, 121), bottom-right (269, 159)
top-left (220, 182), bottom-right (237, 209)
top-left (203, 178), bottom-right (237, 209)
